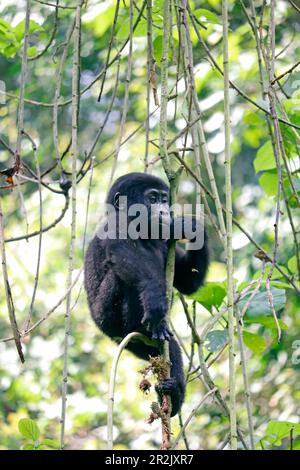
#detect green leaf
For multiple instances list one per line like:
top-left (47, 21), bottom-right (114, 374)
top-left (205, 329), bottom-right (228, 352)
top-left (189, 282), bottom-right (226, 311)
top-left (0, 19), bottom-right (11, 31)
top-left (284, 176), bottom-right (300, 208)
top-left (258, 170), bottom-right (278, 197)
top-left (153, 35), bottom-right (163, 64)
top-left (288, 256), bottom-right (298, 274)
top-left (152, 34), bottom-right (176, 65)
top-left (195, 9), bottom-right (221, 24)
top-left (265, 421), bottom-right (300, 446)
top-left (2, 44), bottom-right (17, 58)
top-left (133, 18), bottom-right (147, 38)
top-left (283, 99), bottom-right (300, 126)
top-left (239, 286), bottom-right (286, 318)
top-left (0, 38), bottom-right (8, 49)
top-left (244, 316), bottom-right (288, 330)
top-left (0, 19), bottom-right (19, 58)
top-left (18, 418), bottom-right (40, 441)
top-left (27, 46), bottom-right (37, 57)
top-left (22, 444), bottom-right (35, 450)
top-left (243, 330), bottom-right (266, 354)
top-left (254, 140), bottom-right (279, 172)
top-left (0, 20), bottom-right (16, 44)
top-left (14, 20), bottom-right (43, 42)
top-left (115, 8), bottom-right (131, 40)
top-left (88, 4), bottom-right (116, 38)
top-left (0, 26), bottom-right (9, 37)
top-left (40, 439), bottom-right (60, 449)
top-left (243, 111), bottom-right (263, 126)
top-left (270, 280), bottom-right (293, 290)
top-left (292, 440), bottom-right (300, 450)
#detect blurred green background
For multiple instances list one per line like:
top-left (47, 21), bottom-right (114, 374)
top-left (0, 0), bottom-right (299, 450)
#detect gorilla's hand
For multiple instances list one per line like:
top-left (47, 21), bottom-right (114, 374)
top-left (142, 317), bottom-right (173, 341)
top-left (141, 283), bottom-right (172, 341)
top-left (141, 293), bottom-right (172, 341)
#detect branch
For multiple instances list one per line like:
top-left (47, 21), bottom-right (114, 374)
top-left (159, 0), bottom-right (179, 449)
top-left (287, 0), bottom-right (300, 13)
top-left (108, 0), bottom-right (134, 186)
top-left (107, 332), bottom-right (155, 450)
top-left (171, 152), bottom-right (300, 295)
top-left (222, 0), bottom-right (237, 449)
top-left (60, 0), bottom-right (81, 449)
top-left (53, 17), bottom-right (76, 172)
top-left (97, 0), bottom-right (120, 102)
top-left (186, 2), bottom-right (300, 132)
top-left (15, 0), bottom-right (31, 157)
top-left (180, 0), bottom-right (226, 245)
top-left (0, 268), bottom-right (83, 343)
top-left (5, 193), bottom-right (69, 243)
top-left (21, 131), bottom-right (43, 332)
top-left (0, 200), bottom-right (24, 363)
top-left (29, 0), bottom-right (59, 60)
top-left (0, 1), bottom-right (148, 110)
top-left (271, 59), bottom-right (300, 84)
top-left (172, 388), bottom-right (217, 449)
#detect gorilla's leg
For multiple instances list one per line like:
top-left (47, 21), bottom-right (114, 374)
top-left (126, 340), bottom-right (160, 361)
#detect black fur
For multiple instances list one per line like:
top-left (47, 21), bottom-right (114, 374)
top-left (84, 172), bottom-right (209, 416)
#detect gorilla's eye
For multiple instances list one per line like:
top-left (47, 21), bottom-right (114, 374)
top-left (149, 195), bottom-right (157, 204)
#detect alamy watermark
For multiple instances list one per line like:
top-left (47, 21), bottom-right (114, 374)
top-left (96, 198), bottom-right (205, 250)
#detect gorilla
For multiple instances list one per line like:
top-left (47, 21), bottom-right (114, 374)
top-left (84, 172), bottom-right (209, 416)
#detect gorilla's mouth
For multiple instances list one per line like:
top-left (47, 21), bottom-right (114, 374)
top-left (148, 217), bottom-right (171, 240)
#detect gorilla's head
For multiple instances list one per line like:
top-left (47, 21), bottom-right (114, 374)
top-left (106, 173), bottom-right (171, 234)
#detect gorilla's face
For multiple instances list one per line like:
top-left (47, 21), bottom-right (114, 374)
top-left (106, 172), bottom-right (171, 240)
top-left (144, 187), bottom-right (171, 228)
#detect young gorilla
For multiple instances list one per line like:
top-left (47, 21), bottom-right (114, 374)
top-left (84, 172), bottom-right (209, 416)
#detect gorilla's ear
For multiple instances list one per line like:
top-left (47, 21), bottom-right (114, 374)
top-left (113, 192), bottom-right (121, 210)
top-left (114, 192), bottom-right (127, 210)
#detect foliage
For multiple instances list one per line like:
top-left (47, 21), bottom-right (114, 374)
top-left (18, 418), bottom-right (59, 450)
top-left (0, 0), bottom-right (299, 451)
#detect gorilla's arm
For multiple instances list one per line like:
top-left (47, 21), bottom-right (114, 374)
top-left (106, 238), bottom-right (172, 340)
top-left (172, 217), bottom-right (209, 295)
top-left (174, 244), bottom-right (208, 295)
